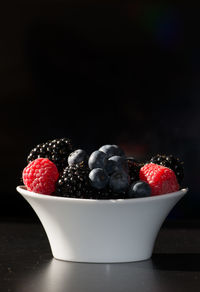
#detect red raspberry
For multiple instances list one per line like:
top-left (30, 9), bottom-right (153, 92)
top-left (23, 158), bottom-right (59, 195)
top-left (139, 163), bottom-right (179, 196)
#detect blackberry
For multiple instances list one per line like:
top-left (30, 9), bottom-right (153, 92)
top-left (126, 157), bottom-right (143, 184)
top-left (55, 162), bottom-right (123, 200)
top-left (150, 154), bottom-right (184, 184)
top-left (88, 185), bottom-right (127, 200)
top-left (55, 162), bottom-right (94, 198)
top-left (27, 138), bottom-right (74, 172)
top-left (92, 187), bottom-right (116, 200)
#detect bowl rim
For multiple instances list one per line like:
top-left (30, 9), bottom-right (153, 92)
top-left (16, 186), bottom-right (188, 205)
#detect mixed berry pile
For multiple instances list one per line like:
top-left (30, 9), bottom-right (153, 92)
top-left (22, 138), bottom-right (184, 199)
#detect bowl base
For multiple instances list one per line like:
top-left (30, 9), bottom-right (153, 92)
top-left (52, 254), bottom-right (152, 263)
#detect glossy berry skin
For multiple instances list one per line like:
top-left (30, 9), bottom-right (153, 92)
top-left (99, 145), bottom-right (124, 158)
top-left (126, 157), bottom-right (138, 164)
top-left (89, 168), bottom-right (109, 189)
top-left (106, 155), bottom-right (128, 174)
top-left (105, 159), bottom-right (118, 175)
top-left (23, 158), bottom-right (59, 195)
top-left (128, 181), bottom-right (151, 198)
top-left (140, 163), bottom-right (179, 196)
top-left (88, 151), bottom-right (108, 170)
top-left (109, 170), bottom-right (130, 193)
top-left (68, 149), bottom-right (88, 166)
top-left (27, 138), bottom-right (74, 172)
top-left (150, 154), bottom-right (184, 184)
top-left (126, 157), bottom-right (141, 184)
top-left (56, 163), bottom-right (93, 198)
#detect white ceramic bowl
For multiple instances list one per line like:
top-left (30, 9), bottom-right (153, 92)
top-left (16, 186), bottom-right (187, 263)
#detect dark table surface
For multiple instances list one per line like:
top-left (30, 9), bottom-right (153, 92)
top-left (1, 220), bottom-right (200, 292)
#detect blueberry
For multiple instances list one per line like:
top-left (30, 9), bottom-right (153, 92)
top-left (105, 155), bottom-right (128, 175)
top-left (109, 170), bottom-right (130, 193)
top-left (112, 145), bottom-right (125, 157)
top-left (68, 149), bottom-right (88, 166)
top-left (89, 168), bottom-right (109, 189)
top-left (128, 181), bottom-right (151, 198)
top-left (105, 159), bottom-right (119, 175)
top-left (88, 150), bottom-right (108, 170)
top-left (99, 145), bottom-right (125, 158)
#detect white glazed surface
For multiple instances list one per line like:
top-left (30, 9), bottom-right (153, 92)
top-left (16, 186), bottom-right (187, 263)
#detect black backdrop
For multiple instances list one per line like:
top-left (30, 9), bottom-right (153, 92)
top-left (1, 1), bottom-right (199, 221)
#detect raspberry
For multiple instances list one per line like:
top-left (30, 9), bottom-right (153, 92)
top-left (23, 158), bottom-right (59, 195)
top-left (139, 163), bottom-right (179, 196)
top-left (150, 154), bottom-right (184, 184)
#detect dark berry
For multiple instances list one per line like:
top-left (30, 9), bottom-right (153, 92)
top-left (126, 156), bottom-right (138, 163)
top-left (109, 170), bottom-right (130, 193)
top-left (126, 157), bottom-right (142, 184)
top-left (88, 150), bottom-right (108, 170)
top-left (107, 155), bottom-right (128, 174)
top-left (56, 162), bottom-right (93, 198)
top-left (128, 181), bottom-right (151, 198)
top-left (27, 138), bottom-right (74, 172)
top-left (105, 159), bottom-right (119, 175)
top-left (99, 144), bottom-right (125, 158)
top-left (68, 149), bottom-right (88, 166)
top-left (89, 168), bottom-right (109, 189)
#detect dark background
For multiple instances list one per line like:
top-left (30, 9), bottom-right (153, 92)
top-left (1, 1), bottom-right (199, 222)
